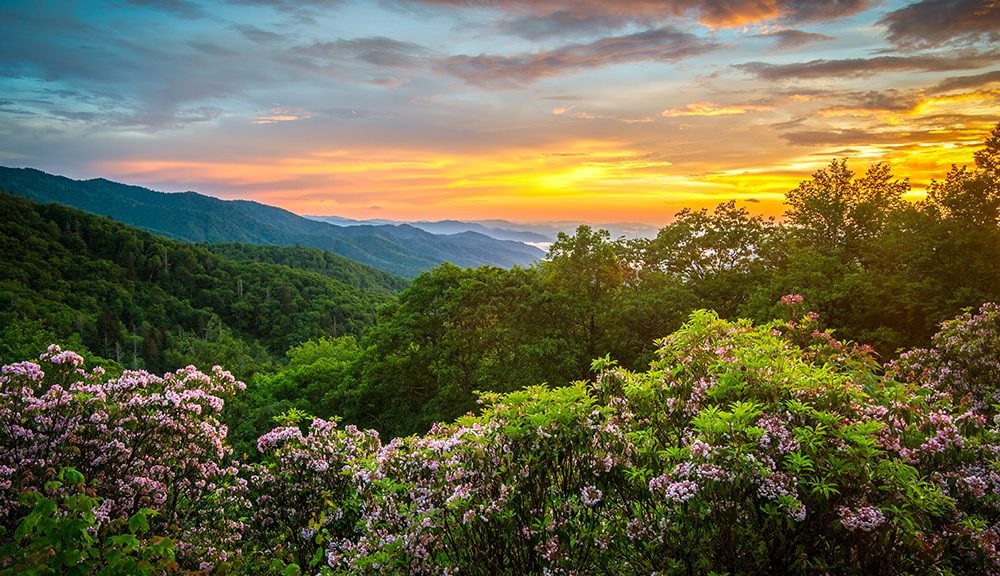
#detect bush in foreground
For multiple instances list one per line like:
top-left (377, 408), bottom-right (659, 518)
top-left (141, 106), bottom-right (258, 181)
top-left (2, 303), bottom-right (998, 575)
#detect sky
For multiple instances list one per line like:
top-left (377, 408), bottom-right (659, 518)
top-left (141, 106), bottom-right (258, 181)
top-left (1, 0), bottom-right (998, 225)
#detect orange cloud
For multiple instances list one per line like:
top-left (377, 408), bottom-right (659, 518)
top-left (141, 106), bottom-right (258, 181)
top-left (661, 102), bottom-right (773, 117)
top-left (253, 106), bottom-right (314, 124)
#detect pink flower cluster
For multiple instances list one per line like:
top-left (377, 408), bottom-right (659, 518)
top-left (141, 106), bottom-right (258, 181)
top-left (0, 345), bottom-right (246, 571)
top-left (837, 506), bottom-right (886, 532)
top-left (780, 293), bottom-right (805, 306)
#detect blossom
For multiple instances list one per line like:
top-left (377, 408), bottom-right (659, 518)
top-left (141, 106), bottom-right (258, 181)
top-left (581, 485), bottom-right (603, 507)
top-left (780, 293), bottom-right (805, 306)
top-left (838, 506), bottom-right (886, 532)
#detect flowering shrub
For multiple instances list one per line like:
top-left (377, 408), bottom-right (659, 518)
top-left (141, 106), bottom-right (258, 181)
top-left (2, 303), bottom-right (998, 575)
top-left (888, 302), bottom-right (1000, 572)
top-left (0, 468), bottom-right (175, 576)
top-left (0, 345), bottom-right (246, 571)
top-left (242, 410), bottom-right (381, 571)
top-left (601, 309), bottom-right (993, 574)
top-left (891, 302), bottom-right (1000, 416)
top-left (330, 384), bottom-right (632, 575)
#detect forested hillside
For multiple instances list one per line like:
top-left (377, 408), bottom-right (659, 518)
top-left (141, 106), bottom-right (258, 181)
top-left (0, 192), bottom-right (402, 375)
top-left (0, 167), bottom-right (544, 278)
top-left (206, 243), bottom-right (409, 296)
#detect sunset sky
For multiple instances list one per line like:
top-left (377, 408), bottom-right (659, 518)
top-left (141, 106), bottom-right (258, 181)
top-left (1, 0), bottom-right (998, 225)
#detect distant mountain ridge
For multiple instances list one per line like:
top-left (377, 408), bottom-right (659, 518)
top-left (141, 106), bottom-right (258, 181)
top-left (308, 215), bottom-right (660, 242)
top-left (0, 167), bottom-right (544, 278)
top-left (308, 215), bottom-right (553, 243)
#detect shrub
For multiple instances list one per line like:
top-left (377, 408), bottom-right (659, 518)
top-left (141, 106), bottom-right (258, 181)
top-left (0, 345), bottom-right (245, 571)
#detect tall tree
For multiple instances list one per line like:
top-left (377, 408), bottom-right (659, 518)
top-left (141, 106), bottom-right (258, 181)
top-left (541, 226), bottom-right (625, 363)
top-left (784, 160), bottom-right (908, 257)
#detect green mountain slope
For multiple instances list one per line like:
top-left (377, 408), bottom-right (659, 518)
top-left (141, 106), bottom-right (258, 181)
top-left (205, 243), bottom-right (409, 296)
top-left (0, 191), bottom-right (396, 375)
top-left (0, 167), bottom-right (544, 277)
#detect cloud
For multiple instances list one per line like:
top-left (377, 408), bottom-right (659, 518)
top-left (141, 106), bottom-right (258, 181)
top-left (501, 10), bottom-right (630, 40)
top-left (254, 106), bottom-right (314, 124)
top-left (232, 24), bottom-right (285, 44)
top-left (226, 0), bottom-right (344, 6)
top-left (293, 37), bottom-right (433, 69)
top-left (778, 0), bottom-right (873, 23)
top-left (929, 70), bottom-right (1000, 93)
top-left (126, 0), bottom-right (207, 19)
top-left (224, 0), bottom-right (345, 14)
top-left (98, 106), bottom-right (226, 130)
top-left (735, 52), bottom-right (998, 80)
top-left (221, 0), bottom-right (350, 25)
top-left (439, 28), bottom-right (720, 87)
top-left (188, 40), bottom-right (241, 57)
top-left (660, 101), bottom-right (773, 117)
top-left (780, 125), bottom-right (990, 147)
top-left (756, 29), bottom-right (835, 50)
top-left (822, 89), bottom-right (924, 113)
top-left (879, 0), bottom-right (1000, 50)
top-left (400, 0), bottom-right (872, 30)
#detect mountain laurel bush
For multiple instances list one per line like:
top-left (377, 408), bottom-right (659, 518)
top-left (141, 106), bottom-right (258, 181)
top-left (1, 305), bottom-right (997, 575)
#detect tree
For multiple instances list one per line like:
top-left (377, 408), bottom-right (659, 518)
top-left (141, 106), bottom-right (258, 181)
top-left (784, 160), bottom-right (908, 256)
top-left (541, 226), bottom-right (625, 364)
top-left (636, 201), bottom-right (773, 317)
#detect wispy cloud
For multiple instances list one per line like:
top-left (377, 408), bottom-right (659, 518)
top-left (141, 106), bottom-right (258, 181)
top-left (660, 102), bottom-right (772, 117)
top-left (254, 105), bottom-right (314, 124)
top-left (879, 0), bottom-right (1000, 50)
top-left (735, 52), bottom-right (999, 80)
top-left (929, 70), bottom-right (1000, 93)
top-left (293, 37), bottom-right (434, 69)
top-left (126, 0), bottom-right (207, 19)
top-left (402, 0), bottom-right (873, 29)
top-left (756, 29), bottom-right (835, 50)
top-left (440, 28), bottom-right (720, 87)
top-left (231, 24), bottom-right (286, 44)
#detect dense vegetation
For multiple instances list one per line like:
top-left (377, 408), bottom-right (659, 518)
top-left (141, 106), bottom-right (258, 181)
top-left (1, 124), bottom-right (999, 574)
top-left (0, 192), bottom-right (402, 376)
top-left (2, 304), bottom-right (998, 574)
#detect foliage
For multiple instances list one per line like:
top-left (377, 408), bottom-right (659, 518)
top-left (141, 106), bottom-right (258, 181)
top-left (330, 383), bottom-right (631, 575)
top-left (206, 243), bottom-right (408, 297)
top-left (352, 264), bottom-right (590, 438)
top-left (891, 302), bottom-right (1000, 418)
top-left (0, 469), bottom-right (176, 576)
top-left (784, 159), bottom-right (908, 256)
top-left (242, 412), bottom-right (380, 571)
top-left (246, 306), bottom-right (999, 575)
top-left (0, 345), bottom-right (246, 570)
top-left (3, 299), bottom-right (999, 575)
top-left (604, 309), bottom-right (996, 575)
top-left (0, 192), bottom-right (393, 376)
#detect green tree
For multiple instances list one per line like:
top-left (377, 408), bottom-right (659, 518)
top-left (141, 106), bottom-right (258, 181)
top-left (541, 226), bottom-right (625, 365)
top-left (784, 160), bottom-right (908, 257)
top-left (636, 201), bottom-right (773, 317)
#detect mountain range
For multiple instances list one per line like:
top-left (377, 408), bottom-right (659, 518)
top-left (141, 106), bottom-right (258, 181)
top-left (0, 167), bottom-right (544, 278)
top-left (307, 215), bottom-right (553, 245)
top-left (307, 216), bottom-right (659, 243)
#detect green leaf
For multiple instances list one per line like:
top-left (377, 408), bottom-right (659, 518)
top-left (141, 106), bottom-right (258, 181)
top-left (60, 468), bottom-right (85, 486)
top-left (127, 509), bottom-right (153, 534)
